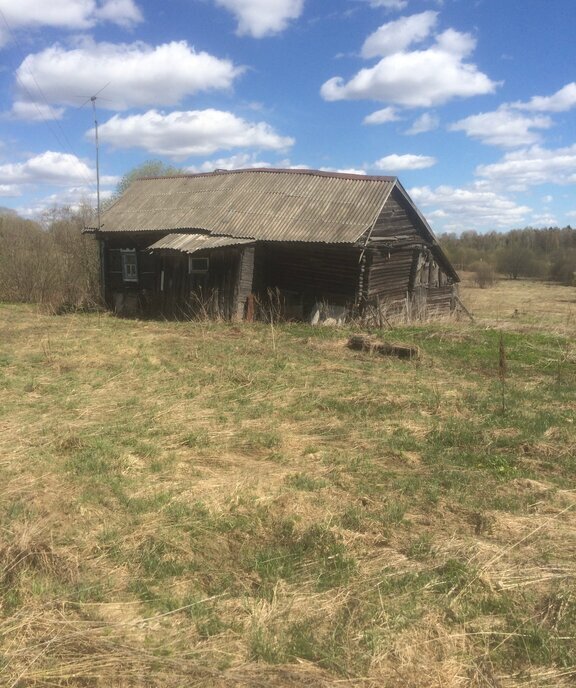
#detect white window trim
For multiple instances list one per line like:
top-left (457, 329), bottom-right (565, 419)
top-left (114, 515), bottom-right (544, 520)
top-left (121, 249), bottom-right (138, 282)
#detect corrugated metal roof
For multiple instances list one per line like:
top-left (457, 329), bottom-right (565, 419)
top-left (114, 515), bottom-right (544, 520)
top-left (148, 233), bottom-right (254, 253)
top-left (93, 168), bottom-right (397, 244)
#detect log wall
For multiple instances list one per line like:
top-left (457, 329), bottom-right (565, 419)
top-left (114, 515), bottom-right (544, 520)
top-left (254, 243), bottom-right (361, 305)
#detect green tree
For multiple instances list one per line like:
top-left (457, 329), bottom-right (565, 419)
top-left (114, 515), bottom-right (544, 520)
top-left (496, 246), bottom-right (541, 279)
top-left (111, 159), bottom-right (182, 202)
top-left (549, 249), bottom-right (576, 285)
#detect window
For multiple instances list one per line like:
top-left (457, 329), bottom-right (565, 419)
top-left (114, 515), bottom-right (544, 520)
top-left (188, 256), bottom-right (209, 274)
top-left (121, 250), bottom-right (138, 282)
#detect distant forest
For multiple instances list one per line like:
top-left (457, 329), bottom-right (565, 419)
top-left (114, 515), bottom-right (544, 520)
top-left (439, 226), bottom-right (576, 285)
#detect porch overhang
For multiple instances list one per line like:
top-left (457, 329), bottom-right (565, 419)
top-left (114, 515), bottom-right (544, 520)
top-left (147, 233), bottom-right (255, 254)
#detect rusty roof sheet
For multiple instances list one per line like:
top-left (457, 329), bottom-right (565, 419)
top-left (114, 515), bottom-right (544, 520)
top-left (148, 233), bottom-right (254, 253)
top-left (94, 168), bottom-right (397, 244)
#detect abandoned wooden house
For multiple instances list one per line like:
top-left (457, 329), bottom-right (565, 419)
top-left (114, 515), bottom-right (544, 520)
top-left (86, 168), bottom-right (459, 322)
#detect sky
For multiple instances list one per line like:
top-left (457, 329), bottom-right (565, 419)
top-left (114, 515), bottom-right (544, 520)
top-left (0, 0), bottom-right (575, 234)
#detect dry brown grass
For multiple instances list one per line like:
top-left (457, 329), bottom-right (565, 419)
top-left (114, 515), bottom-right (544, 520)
top-left (1, 285), bottom-right (575, 686)
top-left (459, 273), bottom-right (576, 334)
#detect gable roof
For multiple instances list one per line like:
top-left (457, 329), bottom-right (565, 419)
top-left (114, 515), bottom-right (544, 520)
top-left (91, 168), bottom-right (397, 244)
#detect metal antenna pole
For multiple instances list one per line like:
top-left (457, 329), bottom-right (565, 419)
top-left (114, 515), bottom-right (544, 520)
top-left (91, 96), bottom-right (101, 232)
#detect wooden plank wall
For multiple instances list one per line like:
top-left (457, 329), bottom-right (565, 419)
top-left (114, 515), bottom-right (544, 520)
top-left (233, 247), bottom-right (255, 320)
top-left (370, 189), bottom-right (420, 241)
top-left (365, 248), bottom-right (414, 301)
top-left (255, 243), bottom-right (361, 304)
top-left (364, 188), bottom-right (456, 316)
top-left (104, 235), bottom-right (246, 319)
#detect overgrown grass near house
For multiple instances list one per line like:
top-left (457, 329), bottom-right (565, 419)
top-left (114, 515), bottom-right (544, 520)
top-left (1, 281), bottom-right (575, 687)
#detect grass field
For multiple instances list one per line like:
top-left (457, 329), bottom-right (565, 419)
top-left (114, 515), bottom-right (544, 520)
top-left (1, 278), bottom-right (575, 687)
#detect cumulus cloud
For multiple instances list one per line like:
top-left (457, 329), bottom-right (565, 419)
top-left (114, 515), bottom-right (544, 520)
top-left (0, 151), bottom-right (115, 187)
top-left (361, 11), bottom-right (437, 58)
top-left (186, 153), bottom-right (273, 173)
top-left (321, 20), bottom-right (497, 107)
top-left (0, 185), bottom-right (21, 197)
top-left (512, 82), bottom-right (576, 113)
top-left (405, 112), bottom-right (438, 134)
top-left (10, 101), bottom-right (65, 121)
top-left (410, 183), bottom-right (531, 231)
top-left (363, 106), bottom-right (401, 125)
top-left (13, 40), bottom-right (242, 118)
top-left (14, 186), bottom-right (114, 219)
top-left (373, 153), bottom-right (436, 171)
top-left (97, 109), bottom-right (294, 158)
top-left (93, 0), bottom-right (142, 27)
top-left (475, 144), bottom-right (576, 190)
top-left (0, 0), bottom-right (142, 45)
top-left (449, 108), bottom-right (553, 147)
top-left (213, 0), bottom-right (304, 37)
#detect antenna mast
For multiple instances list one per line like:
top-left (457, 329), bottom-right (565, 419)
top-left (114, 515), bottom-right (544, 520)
top-left (91, 95), bottom-right (101, 232)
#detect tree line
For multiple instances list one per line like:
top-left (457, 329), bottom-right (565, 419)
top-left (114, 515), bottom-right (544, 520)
top-left (439, 226), bottom-right (576, 286)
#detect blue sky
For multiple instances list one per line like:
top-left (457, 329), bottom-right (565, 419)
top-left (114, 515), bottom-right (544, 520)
top-left (0, 0), bottom-right (575, 233)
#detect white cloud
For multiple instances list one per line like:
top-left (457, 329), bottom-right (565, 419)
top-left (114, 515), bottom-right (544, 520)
top-left (476, 144), bottom-right (576, 190)
top-left (321, 28), bottom-right (497, 107)
top-left (321, 167), bottom-right (367, 175)
top-left (531, 212), bottom-right (558, 227)
top-left (365, 0), bottom-right (408, 9)
top-left (213, 0), bottom-right (304, 37)
top-left (0, 185), bottom-right (21, 197)
top-left (97, 109), bottom-right (294, 158)
top-left (361, 11), bottom-right (437, 59)
top-left (512, 82), bottom-right (576, 113)
top-left (93, 0), bottom-right (142, 27)
top-left (435, 27), bottom-right (475, 56)
top-left (0, 0), bottom-right (142, 45)
top-left (10, 101), bottom-right (65, 122)
top-left (410, 183), bottom-right (531, 231)
top-left (363, 106), bottom-right (401, 125)
top-left (405, 112), bottom-right (438, 134)
top-left (186, 153), bottom-right (273, 173)
top-left (449, 108), bottom-right (553, 147)
top-left (13, 40), bottom-right (242, 118)
top-left (373, 153), bottom-right (436, 171)
top-left (0, 151), bottom-right (100, 186)
top-left (15, 187), bottom-right (111, 219)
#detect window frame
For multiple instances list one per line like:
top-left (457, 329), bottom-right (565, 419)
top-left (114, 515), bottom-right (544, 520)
top-left (188, 256), bottom-right (209, 274)
top-left (121, 249), bottom-right (138, 283)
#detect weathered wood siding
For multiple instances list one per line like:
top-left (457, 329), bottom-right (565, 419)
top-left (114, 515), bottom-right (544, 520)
top-left (103, 234), bottom-right (248, 319)
top-left (363, 188), bottom-right (456, 316)
top-left (365, 248), bottom-right (414, 301)
top-left (234, 247), bottom-right (255, 320)
top-left (370, 188), bottom-right (420, 242)
top-left (255, 243), bottom-right (362, 304)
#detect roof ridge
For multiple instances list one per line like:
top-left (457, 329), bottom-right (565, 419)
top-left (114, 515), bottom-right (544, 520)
top-left (136, 167), bottom-right (397, 183)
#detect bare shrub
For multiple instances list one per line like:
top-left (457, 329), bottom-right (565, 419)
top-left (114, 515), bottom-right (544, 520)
top-left (471, 260), bottom-right (496, 289)
top-left (0, 205), bottom-right (101, 312)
